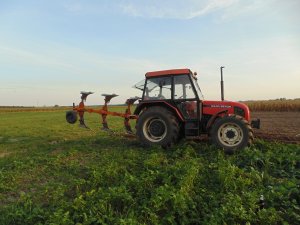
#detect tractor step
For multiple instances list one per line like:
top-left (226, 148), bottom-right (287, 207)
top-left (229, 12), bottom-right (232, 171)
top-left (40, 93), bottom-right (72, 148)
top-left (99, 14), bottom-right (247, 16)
top-left (185, 120), bottom-right (199, 137)
top-left (185, 135), bottom-right (208, 141)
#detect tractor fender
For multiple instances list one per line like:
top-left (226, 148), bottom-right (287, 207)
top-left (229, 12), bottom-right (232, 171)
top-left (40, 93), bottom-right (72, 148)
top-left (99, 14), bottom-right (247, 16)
top-left (134, 101), bottom-right (184, 122)
top-left (206, 110), bottom-right (228, 131)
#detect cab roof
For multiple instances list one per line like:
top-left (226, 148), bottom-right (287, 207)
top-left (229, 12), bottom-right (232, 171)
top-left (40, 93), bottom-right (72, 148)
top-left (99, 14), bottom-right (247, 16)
top-left (145, 69), bottom-right (191, 78)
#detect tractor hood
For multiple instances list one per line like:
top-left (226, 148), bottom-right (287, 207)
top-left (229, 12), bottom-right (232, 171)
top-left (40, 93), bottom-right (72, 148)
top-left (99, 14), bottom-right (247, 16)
top-left (202, 100), bottom-right (251, 121)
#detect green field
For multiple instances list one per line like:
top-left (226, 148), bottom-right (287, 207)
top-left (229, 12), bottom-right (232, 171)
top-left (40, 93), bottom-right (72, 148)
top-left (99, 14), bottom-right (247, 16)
top-left (0, 109), bottom-right (299, 225)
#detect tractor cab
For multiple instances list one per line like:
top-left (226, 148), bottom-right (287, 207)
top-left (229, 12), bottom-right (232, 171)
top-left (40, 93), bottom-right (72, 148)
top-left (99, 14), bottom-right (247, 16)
top-left (134, 69), bottom-right (204, 137)
top-left (134, 69), bottom-right (203, 101)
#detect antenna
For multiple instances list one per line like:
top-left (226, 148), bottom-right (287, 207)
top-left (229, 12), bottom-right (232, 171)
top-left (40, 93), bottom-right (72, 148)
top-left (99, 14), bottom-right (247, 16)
top-left (220, 66), bottom-right (225, 101)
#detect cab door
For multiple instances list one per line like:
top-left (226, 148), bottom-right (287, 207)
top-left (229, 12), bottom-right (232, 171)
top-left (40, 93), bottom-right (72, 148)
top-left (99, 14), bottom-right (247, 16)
top-left (173, 75), bottom-right (200, 137)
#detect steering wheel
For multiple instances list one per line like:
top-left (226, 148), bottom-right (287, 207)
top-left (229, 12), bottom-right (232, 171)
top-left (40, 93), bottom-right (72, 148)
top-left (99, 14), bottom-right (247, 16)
top-left (157, 94), bottom-right (165, 99)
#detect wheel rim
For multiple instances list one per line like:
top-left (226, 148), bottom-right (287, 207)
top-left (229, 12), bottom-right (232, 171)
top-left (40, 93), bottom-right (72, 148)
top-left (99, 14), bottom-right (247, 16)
top-left (143, 117), bottom-right (167, 142)
top-left (217, 122), bottom-right (243, 147)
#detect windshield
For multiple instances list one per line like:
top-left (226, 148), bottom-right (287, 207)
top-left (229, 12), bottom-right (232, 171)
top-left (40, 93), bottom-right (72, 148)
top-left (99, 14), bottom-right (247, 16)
top-left (133, 74), bottom-right (204, 100)
top-left (133, 79), bottom-right (145, 91)
top-left (191, 75), bottom-right (204, 100)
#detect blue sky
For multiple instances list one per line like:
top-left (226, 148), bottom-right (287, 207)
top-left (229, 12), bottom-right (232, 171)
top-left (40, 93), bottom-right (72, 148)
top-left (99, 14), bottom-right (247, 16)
top-left (0, 0), bottom-right (299, 106)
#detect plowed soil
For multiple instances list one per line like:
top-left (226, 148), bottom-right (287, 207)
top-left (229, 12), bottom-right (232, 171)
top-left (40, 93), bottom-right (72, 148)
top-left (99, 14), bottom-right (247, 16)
top-left (252, 111), bottom-right (300, 144)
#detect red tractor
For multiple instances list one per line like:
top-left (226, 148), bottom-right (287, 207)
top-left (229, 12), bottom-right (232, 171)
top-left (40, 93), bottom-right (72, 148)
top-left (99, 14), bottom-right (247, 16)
top-left (66, 68), bottom-right (260, 153)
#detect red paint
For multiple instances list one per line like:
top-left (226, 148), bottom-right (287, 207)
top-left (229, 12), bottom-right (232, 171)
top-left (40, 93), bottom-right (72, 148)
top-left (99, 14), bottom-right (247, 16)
top-left (145, 69), bottom-right (191, 78)
top-left (202, 100), bottom-right (251, 121)
top-left (138, 101), bottom-right (185, 121)
top-left (162, 101), bottom-right (185, 121)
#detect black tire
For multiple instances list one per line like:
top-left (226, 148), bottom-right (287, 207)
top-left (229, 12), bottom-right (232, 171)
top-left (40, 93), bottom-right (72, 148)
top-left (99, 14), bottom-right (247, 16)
top-left (136, 106), bottom-right (180, 148)
top-left (210, 115), bottom-right (253, 154)
top-left (66, 111), bottom-right (78, 124)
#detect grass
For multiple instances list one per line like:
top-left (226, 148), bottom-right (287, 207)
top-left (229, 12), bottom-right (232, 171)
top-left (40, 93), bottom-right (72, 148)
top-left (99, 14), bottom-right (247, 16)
top-left (0, 108), bottom-right (299, 224)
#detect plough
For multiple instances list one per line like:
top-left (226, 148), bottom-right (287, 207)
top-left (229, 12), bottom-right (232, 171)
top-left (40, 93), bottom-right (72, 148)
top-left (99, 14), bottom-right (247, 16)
top-left (66, 91), bottom-right (139, 133)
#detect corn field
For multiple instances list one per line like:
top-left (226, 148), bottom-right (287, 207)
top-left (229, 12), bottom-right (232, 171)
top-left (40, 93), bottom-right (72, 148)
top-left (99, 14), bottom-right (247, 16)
top-left (242, 99), bottom-right (300, 112)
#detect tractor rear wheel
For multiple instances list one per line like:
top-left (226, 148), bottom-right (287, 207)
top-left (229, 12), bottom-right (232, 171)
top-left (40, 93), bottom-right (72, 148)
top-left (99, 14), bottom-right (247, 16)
top-left (136, 106), bottom-right (179, 148)
top-left (210, 115), bottom-right (253, 154)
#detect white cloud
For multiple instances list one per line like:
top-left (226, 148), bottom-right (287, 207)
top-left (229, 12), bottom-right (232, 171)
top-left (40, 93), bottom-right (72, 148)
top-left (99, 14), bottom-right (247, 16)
top-left (121, 3), bottom-right (141, 17)
top-left (0, 42), bottom-right (170, 74)
top-left (0, 46), bottom-right (76, 71)
top-left (0, 43), bottom-right (171, 105)
top-left (118, 0), bottom-right (269, 20)
top-left (219, 0), bottom-right (269, 21)
top-left (63, 2), bottom-right (83, 12)
top-left (187, 0), bottom-right (238, 19)
top-left (60, 0), bottom-right (274, 21)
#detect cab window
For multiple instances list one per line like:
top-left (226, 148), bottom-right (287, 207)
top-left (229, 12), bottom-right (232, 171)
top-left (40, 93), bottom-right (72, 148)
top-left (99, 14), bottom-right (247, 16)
top-left (144, 77), bottom-right (172, 99)
top-left (174, 75), bottom-right (196, 99)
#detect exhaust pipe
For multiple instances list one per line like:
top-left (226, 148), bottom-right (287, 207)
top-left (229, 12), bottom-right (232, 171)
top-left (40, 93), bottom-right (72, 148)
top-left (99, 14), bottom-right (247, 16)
top-left (220, 66), bottom-right (225, 101)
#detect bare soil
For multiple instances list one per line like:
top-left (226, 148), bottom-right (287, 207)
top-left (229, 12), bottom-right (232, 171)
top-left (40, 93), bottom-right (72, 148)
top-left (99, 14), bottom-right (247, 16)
top-left (252, 111), bottom-right (300, 144)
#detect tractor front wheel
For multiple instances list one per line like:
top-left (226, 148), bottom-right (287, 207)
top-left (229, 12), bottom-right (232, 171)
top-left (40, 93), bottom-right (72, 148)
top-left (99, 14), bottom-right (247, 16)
top-left (210, 115), bottom-right (253, 153)
top-left (136, 106), bottom-right (179, 148)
